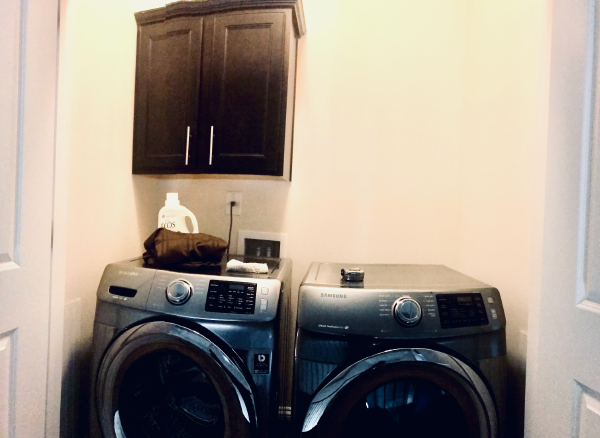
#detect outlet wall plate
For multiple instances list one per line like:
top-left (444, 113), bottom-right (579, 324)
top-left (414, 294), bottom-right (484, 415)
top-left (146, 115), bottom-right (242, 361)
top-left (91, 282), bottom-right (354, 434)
top-left (237, 230), bottom-right (287, 258)
top-left (225, 192), bottom-right (242, 215)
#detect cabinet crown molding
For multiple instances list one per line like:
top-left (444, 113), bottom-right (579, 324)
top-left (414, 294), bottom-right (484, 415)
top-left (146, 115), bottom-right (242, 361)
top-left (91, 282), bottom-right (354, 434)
top-left (135, 0), bottom-right (306, 38)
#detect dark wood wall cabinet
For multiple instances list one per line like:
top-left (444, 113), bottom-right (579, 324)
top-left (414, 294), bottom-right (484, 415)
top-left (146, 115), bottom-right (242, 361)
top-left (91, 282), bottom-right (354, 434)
top-left (132, 0), bottom-right (306, 180)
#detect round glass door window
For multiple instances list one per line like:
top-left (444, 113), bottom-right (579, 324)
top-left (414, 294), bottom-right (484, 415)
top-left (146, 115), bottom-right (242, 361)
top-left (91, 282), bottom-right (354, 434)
top-left (117, 349), bottom-right (225, 438)
top-left (340, 377), bottom-right (469, 437)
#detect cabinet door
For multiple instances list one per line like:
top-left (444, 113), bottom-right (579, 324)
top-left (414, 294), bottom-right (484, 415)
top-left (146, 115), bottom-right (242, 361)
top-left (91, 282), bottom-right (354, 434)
top-left (133, 18), bottom-right (203, 173)
top-left (199, 12), bottom-right (288, 175)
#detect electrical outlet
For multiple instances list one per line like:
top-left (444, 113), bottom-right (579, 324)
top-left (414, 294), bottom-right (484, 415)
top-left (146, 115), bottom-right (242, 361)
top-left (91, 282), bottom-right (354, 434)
top-left (225, 192), bottom-right (242, 215)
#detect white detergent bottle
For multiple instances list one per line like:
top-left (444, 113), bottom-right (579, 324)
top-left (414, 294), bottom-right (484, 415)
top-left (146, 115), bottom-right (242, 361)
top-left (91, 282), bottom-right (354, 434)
top-left (158, 193), bottom-right (199, 233)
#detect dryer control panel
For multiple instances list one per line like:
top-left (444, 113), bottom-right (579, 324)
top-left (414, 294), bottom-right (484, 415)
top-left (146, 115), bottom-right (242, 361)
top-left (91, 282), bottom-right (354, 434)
top-left (297, 286), bottom-right (505, 339)
top-left (437, 293), bottom-right (489, 328)
top-left (297, 263), bottom-right (505, 339)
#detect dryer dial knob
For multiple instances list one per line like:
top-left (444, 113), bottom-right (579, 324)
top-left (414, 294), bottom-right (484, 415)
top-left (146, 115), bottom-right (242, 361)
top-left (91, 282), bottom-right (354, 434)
top-left (393, 298), bottom-right (422, 327)
top-left (166, 280), bottom-right (193, 305)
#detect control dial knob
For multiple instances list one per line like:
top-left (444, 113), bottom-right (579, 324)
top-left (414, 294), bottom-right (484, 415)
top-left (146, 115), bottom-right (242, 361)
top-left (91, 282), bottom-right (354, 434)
top-left (393, 297), bottom-right (422, 327)
top-left (166, 279), bottom-right (193, 305)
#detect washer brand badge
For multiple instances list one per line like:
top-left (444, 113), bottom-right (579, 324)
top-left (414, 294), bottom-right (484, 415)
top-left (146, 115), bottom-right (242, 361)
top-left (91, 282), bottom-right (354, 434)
top-left (321, 293), bottom-right (347, 299)
top-left (118, 271), bottom-right (138, 276)
top-left (318, 324), bottom-right (350, 330)
top-left (254, 354), bottom-right (270, 374)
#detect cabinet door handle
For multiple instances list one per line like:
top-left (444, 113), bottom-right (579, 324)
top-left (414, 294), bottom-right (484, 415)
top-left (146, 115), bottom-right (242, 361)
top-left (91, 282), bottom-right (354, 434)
top-left (185, 126), bottom-right (190, 166)
top-left (209, 125), bottom-right (214, 165)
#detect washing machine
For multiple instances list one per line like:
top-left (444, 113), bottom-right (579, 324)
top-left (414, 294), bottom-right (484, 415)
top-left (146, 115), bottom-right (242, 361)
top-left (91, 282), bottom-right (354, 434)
top-left (293, 263), bottom-right (506, 438)
top-left (89, 255), bottom-right (292, 438)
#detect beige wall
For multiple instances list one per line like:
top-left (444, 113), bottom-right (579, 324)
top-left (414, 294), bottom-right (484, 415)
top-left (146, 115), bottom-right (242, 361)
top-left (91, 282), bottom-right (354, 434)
top-left (157, 0), bottom-right (469, 286)
top-left (58, 1), bottom-right (164, 433)
top-left (457, 1), bottom-right (549, 435)
top-left (61, 0), bottom-right (165, 335)
top-left (59, 0), bottom-right (549, 436)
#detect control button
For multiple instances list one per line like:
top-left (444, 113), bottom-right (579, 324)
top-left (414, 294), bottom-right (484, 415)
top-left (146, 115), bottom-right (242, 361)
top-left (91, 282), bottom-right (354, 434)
top-left (490, 308), bottom-right (498, 319)
top-left (261, 287), bottom-right (269, 295)
top-left (487, 297), bottom-right (494, 304)
top-left (393, 298), bottom-right (422, 327)
top-left (260, 299), bottom-right (268, 312)
top-left (166, 280), bottom-right (193, 305)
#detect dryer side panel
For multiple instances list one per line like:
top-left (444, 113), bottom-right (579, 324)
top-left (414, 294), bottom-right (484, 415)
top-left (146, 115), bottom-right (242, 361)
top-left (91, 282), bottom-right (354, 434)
top-left (478, 355), bottom-right (507, 438)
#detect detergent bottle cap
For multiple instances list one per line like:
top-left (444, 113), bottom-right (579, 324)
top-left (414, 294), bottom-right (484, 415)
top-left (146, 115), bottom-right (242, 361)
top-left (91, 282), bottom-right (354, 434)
top-left (165, 193), bottom-right (180, 206)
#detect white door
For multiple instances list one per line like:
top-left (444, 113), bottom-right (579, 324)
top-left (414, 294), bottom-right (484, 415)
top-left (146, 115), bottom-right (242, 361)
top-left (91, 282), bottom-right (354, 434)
top-left (525, 0), bottom-right (600, 436)
top-left (0, 0), bottom-right (60, 436)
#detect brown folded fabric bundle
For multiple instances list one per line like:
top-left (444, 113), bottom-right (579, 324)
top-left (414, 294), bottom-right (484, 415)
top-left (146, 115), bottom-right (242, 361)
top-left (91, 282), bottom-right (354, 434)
top-left (143, 228), bottom-right (228, 267)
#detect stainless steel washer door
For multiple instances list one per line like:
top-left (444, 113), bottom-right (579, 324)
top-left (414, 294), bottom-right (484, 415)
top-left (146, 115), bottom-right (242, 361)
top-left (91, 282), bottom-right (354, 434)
top-left (301, 348), bottom-right (497, 438)
top-left (95, 320), bottom-right (257, 438)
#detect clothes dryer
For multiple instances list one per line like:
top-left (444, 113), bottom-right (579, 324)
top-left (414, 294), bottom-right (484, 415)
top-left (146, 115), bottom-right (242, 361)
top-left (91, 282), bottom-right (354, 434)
top-left (89, 256), bottom-right (292, 438)
top-left (293, 263), bottom-right (506, 438)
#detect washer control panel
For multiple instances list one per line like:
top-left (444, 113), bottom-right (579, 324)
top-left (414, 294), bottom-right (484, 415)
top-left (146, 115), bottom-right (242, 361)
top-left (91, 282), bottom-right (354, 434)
top-left (96, 259), bottom-right (291, 323)
top-left (166, 280), bottom-right (193, 305)
top-left (205, 280), bottom-right (257, 314)
top-left (143, 272), bottom-right (280, 321)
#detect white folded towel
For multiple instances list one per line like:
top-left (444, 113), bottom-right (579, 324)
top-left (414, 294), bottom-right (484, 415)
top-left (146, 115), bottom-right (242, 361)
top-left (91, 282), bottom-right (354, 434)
top-left (226, 259), bottom-right (269, 274)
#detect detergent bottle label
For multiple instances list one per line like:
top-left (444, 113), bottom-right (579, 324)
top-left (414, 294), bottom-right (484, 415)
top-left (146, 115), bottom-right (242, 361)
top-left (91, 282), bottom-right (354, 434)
top-left (159, 214), bottom-right (178, 230)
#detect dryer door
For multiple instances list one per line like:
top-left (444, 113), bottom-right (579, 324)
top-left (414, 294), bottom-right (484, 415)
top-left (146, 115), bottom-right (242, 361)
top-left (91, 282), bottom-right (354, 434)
top-left (95, 320), bottom-right (257, 438)
top-left (301, 348), bottom-right (497, 438)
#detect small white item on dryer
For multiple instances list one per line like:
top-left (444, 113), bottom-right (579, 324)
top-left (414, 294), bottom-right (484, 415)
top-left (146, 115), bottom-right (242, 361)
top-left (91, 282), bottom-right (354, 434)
top-left (226, 259), bottom-right (268, 274)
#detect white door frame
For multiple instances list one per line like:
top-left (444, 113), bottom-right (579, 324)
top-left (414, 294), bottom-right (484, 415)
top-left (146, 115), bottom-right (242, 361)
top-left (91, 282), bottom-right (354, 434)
top-left (0, 0), bottom-right (66, 436)
top-left (48, 0), bottom-right (70, 435)
top-left (525, 0), bottom-right (600, 436)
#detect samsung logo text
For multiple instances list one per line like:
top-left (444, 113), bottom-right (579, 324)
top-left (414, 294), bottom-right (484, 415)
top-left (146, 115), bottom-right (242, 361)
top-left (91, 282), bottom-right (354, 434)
top-left (321, 293), bottom-right (347, 299)
top-left (119, 271), bottom-right (139, 276)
